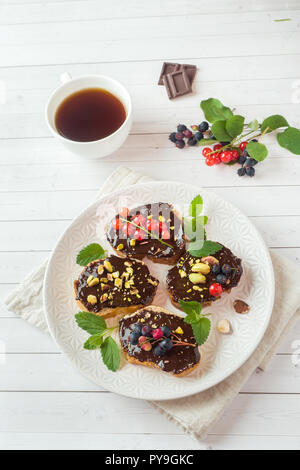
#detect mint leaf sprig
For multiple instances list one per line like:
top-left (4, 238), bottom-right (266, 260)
top-left (179, 300), bottom-right (211, 346)
top-left (200, 97), bottom-right (300, 160)
top-left (76, 243), bottom-right (106, 266)
top-left (75, 312), bottom-right (120, 372)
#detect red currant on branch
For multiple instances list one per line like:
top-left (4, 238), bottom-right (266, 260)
top-left (119, 216), bottom-right (173, 249)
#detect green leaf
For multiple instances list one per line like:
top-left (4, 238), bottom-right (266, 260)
top-left (277, 127), bottom-right (300, 155)
top-left (200, 98), bottom-right (233, 123)
top-left (225, 115), bottom-right (245, 138)
top-left (179, 300), bottom-right (202, 317)
top-left (183, 216), bottom-right (207, 241)
top-left (246, 141), bottom-right (268, 161)
top-left (84, 333), bottom-right (104, 350)
top-left (211, 120), bottom-right (232, 142)
top-left (75, 312), bottom-right (107, 335)
top-left (191, 318), bottom-right (211, 346)
top-left (197, 139), bottom-right (216, 146)
top-left (188, 194), bottom-right (203, 218)
top-left (261, 115), bottom-right (289, 133)
top-left (248, 118), bottom-right (259, 131)
top-left (188, 240), bottom-right (222, 258)
top-left (100, 336), bottom-right (121, 372)
top-left (76, 243), bottom-right (106, 266)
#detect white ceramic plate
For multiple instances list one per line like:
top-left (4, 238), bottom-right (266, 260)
top-left (44, 181), bottom-right (274, 400)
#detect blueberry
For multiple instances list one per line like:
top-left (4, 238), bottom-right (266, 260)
top-left (238, 155), bottom-right (246, 165)
top-left (198, 121), bottom-right (209, 132)
top-left (177, 124), bottom-right (187, 133)
top-left (168, 132), bottom-right (177, 143)
top-left (245, 157), bottom-right (257, 167)
top-left (243, 150), bottom-right (249, 158)
top-left (251, 139), bottom-right (258, 142)
top-left (237, 167), bottom-right (246, 176)
top-left (222, 264), bottom-right (231, 275)
top-left (160, 338), bottom-right (173, 351)
top-left (141, 325), bottom-right (152, 337)
top-left (176, 139), bottom-right (185, 149)
top-left (188, 137), bottom-right (197, 146)
top-left (133, 324), bottom-right (143, 334)
top-left (216, 274), bottom-right (227, 285)
top-left (245, 166), bottom-right (255, 177)
top-left (161, 326), bottom-right (171, 338)
top-left (195, 131), bottom-right (203, 142)
top-left (129, 331), bottom-right (140, 345)
top-left (175, 132), bottom-right (184, 140)
top-left (212, 264), bottom-right (221, 275)
top-left (154, 344), bottom-right (165, 356)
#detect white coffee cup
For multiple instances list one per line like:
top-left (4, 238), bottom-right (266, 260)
top-left (45, 73), bottom-right (132, 159)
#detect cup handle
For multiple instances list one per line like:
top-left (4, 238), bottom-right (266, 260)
top-left (60, 72), bottom-right (72, 84)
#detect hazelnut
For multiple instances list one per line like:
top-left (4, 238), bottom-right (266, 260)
top-left (217, 319), bottom-right (232, 334)
top-left (104, 260), bottom-right (113, 272)
top-left (191, 263), bottom-right (211, 274)
top-left (87, 295), bottom-right (97, 304)
top-left (233, 299), bottom-right (250, 314)
top-left (189, 273), bottom-right (206, 284)
top-left (201, 256), bottom-right (219, 265)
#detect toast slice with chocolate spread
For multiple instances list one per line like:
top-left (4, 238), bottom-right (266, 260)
top-left (119, 306), bottom-right (200, 376)
top-left (106, 202), bottom-right (185, 265)
top-left (166, 243), bottom-right (243, 309)
top-left (73, 255), bottom-right (159, 319)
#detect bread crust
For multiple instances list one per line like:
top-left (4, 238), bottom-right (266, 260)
top-left (119, 306), bottom-right (200, 377)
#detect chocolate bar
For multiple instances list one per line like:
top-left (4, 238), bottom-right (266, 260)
top-left (163, 69), bottom-right (192, 100)
top-left (158, 62), bottom-right (180, 85)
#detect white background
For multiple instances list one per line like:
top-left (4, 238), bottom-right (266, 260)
top-left (0, 0), bottom-right (300, 450)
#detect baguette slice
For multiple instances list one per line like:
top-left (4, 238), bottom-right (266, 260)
top-left (106, 202), bottom-right (185, 265)
top-left (166, 243), bottom-right (243, 309)
top-left (74, 255), bottom-right (159, 319)
top-left (119, 305), bottom-right (200, 377)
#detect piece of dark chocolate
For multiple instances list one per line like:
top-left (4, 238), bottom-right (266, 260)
top-left (163, 69), bottom-right (192, 100)
top-left (180, 64), bottom-right (197, 85)
top-left (158, 62), bottom-right (180, 85)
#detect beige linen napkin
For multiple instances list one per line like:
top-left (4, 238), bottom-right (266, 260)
top-left (4, 166), bottom-right (300, 444)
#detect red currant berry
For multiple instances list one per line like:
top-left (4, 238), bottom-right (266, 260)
top-left (213, 144), bottom-right (222, 151)
top-left (146, 219), bottom-right (158, 232)
top-left (231, 149), bottom-right (239, 160)
top-left (134, 229), bottom-right (146, 241)
top-left (119, 207), bottom-right (129, 218)
top-left (202, 147), bottom-right (211, 157)
top-left (239, 141), bottom-right (248, 152)
top-left (113, 218), bottom-right (122, 230)
top-left (214, 155), bottom-right (221, 164)
top-left (122, 223), bottom-right (135, 237)
top-left (132, 214), bottom-right (146, 226)
top-left (161, 229), bottom-right (171, 240)
top-left (205, 157), bottom-right (215, 166)
top-left (209, 283), bottom-right (223, 297)
top-left (220, 151), bottom-right (232, 163)
top-left (158, 221), bottom-right (168, 233)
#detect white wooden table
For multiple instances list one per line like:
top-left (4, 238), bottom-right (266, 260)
top-left (1, 0), bottom-right (300, 450)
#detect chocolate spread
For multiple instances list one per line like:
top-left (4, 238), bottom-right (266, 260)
top-left (119, 308), bottom-right (200, 375)
top-left (166, 244), bottom-right (243, 304)
top-left (106, 202), bottom-right (185, 263)
top-left (74, 255), bottom-right (158, 313)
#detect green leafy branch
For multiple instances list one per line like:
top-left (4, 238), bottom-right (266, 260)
top-left (199, 97), bottom-right (300, 161)
top-left (179, 300), bottom-right (211, 346)
top-left (75, 312), bottom-right (120, 372)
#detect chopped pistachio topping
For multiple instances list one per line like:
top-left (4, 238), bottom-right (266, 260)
top-left (87, 294), bottom-right (97, 304)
